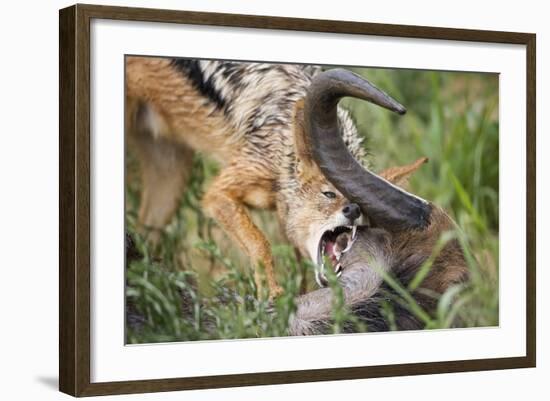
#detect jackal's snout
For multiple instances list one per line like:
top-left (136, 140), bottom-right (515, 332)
top-left (342, 203), bottom-right (361, 223)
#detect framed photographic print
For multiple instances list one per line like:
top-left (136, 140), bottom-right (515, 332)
top-left (59, 4), bottom-right (536, 397)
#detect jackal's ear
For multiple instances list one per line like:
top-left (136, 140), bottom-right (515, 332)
top-left (379, 157), bottom-right (428, 189)
top-left (292, 98), bottom-right (318, 178)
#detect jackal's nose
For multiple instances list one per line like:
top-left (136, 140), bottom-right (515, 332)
top-left (342, 203), bottom-right (361, 222)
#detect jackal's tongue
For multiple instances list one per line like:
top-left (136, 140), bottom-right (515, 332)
top-left (324, 241), bottom-right (335, 256)
top-left (324, 241), bottom-right (337, 265)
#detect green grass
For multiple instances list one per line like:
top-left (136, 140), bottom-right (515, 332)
top-left (125, 66), bottom-right (499, 343)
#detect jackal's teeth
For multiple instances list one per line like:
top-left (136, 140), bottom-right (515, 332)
top-left (342, 239), bottom-right (353, 254)
top-left (351, 225), bottom-right (357, 240)
top-left (335, 263), bottom-right (343, 276)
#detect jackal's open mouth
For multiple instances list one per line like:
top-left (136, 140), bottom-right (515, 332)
top-left (316, 225), bottom-right (357, 285)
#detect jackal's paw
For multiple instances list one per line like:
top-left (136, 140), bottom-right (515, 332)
top-left (269, 285), bottom-right (284, 299)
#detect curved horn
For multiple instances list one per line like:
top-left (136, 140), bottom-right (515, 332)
top-left (304, 69), bottom-right (431, 230)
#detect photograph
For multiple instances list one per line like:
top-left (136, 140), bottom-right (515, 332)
top-left (124, 56), bottom-right (499, 344)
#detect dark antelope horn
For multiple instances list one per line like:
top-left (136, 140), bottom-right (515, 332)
top-left (304, 69), bottom-right (431, 230)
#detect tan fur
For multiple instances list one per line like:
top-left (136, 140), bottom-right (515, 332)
top-left (126, 57), bottom-right (241, 161)
top-left (379, 157), bottom-right (429, 188)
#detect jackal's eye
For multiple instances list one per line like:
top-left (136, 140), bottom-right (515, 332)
top-left (322, 191), bottom-right (337, 199)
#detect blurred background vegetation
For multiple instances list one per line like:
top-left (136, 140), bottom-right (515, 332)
top-left (125, 66), bottom-right (499, 344)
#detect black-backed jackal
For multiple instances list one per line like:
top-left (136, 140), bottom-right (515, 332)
top-left (125, 57), bottom-right (410, 297)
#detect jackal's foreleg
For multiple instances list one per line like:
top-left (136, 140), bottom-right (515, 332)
top-left (203, 168), bottom-right (283, 298)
